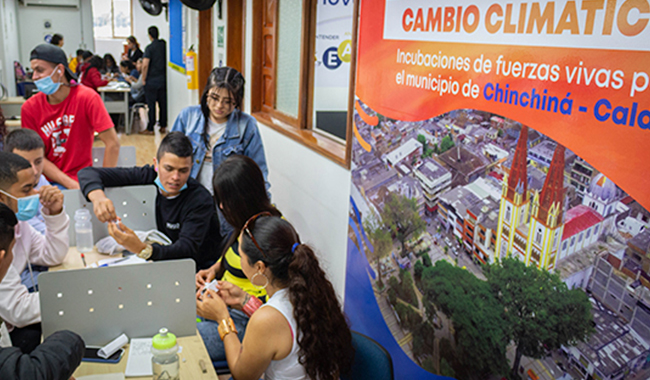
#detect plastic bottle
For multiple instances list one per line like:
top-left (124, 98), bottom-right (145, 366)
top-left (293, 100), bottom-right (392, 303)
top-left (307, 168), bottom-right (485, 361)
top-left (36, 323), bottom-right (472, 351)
top-left (152, 327), bottom-right (179, 380)
top-left (74, 209), bottom-right (94, 253)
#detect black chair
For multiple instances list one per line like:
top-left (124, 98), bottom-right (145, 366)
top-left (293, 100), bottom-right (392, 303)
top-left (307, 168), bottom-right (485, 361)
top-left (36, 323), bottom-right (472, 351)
top-left (342, 331), bottom-right (394, 380)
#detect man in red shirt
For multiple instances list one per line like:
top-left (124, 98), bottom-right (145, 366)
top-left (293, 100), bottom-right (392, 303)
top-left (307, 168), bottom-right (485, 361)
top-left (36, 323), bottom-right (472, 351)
top-left (21, 44), bottom-right (120, 189)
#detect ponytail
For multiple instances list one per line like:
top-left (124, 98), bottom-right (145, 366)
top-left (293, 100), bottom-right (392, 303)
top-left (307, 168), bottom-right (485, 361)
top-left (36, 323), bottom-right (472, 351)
top-left (240, 217), bottom-right (353, 379)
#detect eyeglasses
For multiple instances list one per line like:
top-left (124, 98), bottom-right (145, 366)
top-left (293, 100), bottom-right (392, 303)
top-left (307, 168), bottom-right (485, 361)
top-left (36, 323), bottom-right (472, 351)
top-left (242, 212), bottom-right (272, 257)
top-left (207, 94), bottom-right (234, 107)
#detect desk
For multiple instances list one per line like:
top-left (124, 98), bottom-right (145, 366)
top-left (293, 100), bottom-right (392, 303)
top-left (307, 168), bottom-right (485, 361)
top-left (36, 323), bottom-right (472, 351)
top-left (5, 119), bottom-right (21, 131)
top-left (98, 87), bottom-right (130, 134)
top-left (0, 96), bottom-right (26, 119)
top-left (51, 248), bottom-right (219, 380)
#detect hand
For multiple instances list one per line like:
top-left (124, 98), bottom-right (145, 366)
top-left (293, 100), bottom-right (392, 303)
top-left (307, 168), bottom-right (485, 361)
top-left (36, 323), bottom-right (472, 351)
top-left (88, 190), bottom-right (117, 222)
top-left (196, 265), bottom-right (217, 289)
top-left (216, 281), bottom-right (248, 310)
top-left (108, 220), bottom-right (146, 253)
top-left (196, 289), bottom-right (229, 321)
top-left (38, 185), bottom-right (64, 215)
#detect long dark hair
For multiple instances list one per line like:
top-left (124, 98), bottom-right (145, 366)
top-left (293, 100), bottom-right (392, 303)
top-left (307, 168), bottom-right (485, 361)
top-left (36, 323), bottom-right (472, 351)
top-left (241, 217), bottom-right (354, 379)
top-left (84, 55), bottom-right (104, 75)
top-left (103, 54), bottom-right (117, 68)
top-left (199, 67), bottom-right (245, 148)
top-left (127, 36), bottom-right (139, 49)
top-left (0, 106), bottom-right (6, 146)
top-left (212, 155), bottom-right (280, 259)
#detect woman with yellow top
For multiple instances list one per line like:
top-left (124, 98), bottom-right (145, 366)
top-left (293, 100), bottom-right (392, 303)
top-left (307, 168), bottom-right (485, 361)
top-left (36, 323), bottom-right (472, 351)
top-left (195, 154), bottom-right (281, 363)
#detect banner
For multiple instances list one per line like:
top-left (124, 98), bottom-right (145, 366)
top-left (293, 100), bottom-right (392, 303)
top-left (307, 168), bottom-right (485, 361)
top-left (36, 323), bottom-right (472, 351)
top-left (345, 1), bottom-right (650, 379)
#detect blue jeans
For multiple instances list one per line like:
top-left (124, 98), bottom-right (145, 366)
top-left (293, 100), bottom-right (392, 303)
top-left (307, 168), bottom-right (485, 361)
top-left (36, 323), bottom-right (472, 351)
top-left (197, 308), bottom-right (249, 362)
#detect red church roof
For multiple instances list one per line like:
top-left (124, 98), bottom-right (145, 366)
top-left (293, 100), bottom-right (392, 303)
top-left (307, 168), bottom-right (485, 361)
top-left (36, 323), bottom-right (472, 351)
top-left (562, 205), bottom-right (604, 240)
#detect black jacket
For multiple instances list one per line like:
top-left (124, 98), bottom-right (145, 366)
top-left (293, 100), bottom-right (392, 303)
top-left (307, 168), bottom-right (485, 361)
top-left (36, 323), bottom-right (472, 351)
top-left (0, 330), bottom-right (84, 380)
top-left (78, 165), bottom-right (222, 270)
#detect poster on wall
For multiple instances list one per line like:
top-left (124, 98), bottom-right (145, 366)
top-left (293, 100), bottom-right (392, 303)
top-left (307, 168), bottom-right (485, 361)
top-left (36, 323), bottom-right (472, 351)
top-left (345, 1), bottom-right (650, 379)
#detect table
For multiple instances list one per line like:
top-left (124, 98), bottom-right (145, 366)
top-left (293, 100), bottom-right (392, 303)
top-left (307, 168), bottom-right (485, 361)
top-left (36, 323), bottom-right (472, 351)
top-left (0, 96), bottom-right (25, 119)
top-left (5, 119), bottom-right (21, 131)
top-left (51, 248), bottom-right (219, 380)
top-left (98, 86), bottom-right (131, 134)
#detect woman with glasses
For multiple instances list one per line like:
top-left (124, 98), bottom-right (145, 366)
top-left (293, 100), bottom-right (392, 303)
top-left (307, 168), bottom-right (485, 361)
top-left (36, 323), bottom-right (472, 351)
top-left (195, 154), bottom-right (281, 364)
top-left (197, 215), bottom-right (354, 380)
top-left (171, 67), bottom-right (269, 196)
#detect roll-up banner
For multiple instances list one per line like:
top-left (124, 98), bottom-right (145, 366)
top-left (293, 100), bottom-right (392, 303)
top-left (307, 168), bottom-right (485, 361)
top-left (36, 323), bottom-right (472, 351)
top-left (345, 1), bottom-right (650, 379)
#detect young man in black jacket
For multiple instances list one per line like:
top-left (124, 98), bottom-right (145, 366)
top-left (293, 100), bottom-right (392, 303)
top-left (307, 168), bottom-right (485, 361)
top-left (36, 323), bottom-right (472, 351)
top-left (0, 203), bottom-right (84, 380)
top-left (78, 132), bottom-right (221, 270)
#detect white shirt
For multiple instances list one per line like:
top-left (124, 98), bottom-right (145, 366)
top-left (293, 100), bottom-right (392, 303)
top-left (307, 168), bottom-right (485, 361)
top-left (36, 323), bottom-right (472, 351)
top-left (0, 208), bottom-right (69, 329)
top-left (197, 119), bottom-right (227, 194)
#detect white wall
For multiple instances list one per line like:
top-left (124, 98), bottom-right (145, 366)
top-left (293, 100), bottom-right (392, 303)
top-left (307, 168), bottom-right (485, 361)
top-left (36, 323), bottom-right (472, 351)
top-left (244, 5), bottom-right (352, 299)
top-left (0, 0), bottom-right (20, 96)
top-left (17, 0), bottom-right (94, 64)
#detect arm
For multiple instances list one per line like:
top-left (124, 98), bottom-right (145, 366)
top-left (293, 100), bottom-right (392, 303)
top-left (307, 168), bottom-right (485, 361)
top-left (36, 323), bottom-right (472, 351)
top-left (42, 159), bottom-right (79, 189)
top-left (89, 69), bottom-right (109, 88)
top-left (141, 58), bottom-right (150, 85)
top-left (170, 108), bottom-right (189, 133)
top-left (0, 330), bottom-right (84, 380)
top-left (0, 266), bottom-right (41, 327)
top-left (29, 186), bottom-right (69, 267)
top-left (78, 165), bottom-right (157, 201)
top-left (97, 128), bottom-right (120, 167)
top-left (243, 120), bottom-right (271, 191)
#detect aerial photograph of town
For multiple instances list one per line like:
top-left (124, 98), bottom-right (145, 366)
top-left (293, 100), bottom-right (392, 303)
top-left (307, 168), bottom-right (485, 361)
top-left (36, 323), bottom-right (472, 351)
top-left (347, 101), bottom-right (650, 380)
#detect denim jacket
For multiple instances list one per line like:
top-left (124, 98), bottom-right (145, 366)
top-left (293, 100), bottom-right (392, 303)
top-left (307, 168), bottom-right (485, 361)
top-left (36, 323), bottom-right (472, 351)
top-left (171, 105), bottom-right (270, 190)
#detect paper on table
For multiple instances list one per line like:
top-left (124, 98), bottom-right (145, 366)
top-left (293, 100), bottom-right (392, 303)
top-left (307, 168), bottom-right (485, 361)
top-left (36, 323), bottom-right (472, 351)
top-left (98, 333), bottom-right (128, 359)
top-left (77, 374), bottom-right (125, 380)
top-left (125, 338), bottom-right (153, 377)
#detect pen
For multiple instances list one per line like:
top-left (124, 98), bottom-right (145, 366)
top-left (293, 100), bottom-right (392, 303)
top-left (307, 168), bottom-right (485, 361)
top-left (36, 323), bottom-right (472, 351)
top-left (81, 253), bottom-right (87, 267)
top-left (199, 359), bottom-right (207, 373)
top-left (99, 257), bottom-right (130, 267)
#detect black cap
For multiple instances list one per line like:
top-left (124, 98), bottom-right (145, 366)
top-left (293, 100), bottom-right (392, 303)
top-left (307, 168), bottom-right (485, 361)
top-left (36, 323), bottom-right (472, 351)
top-left (30, 44), bottom-right (77, 81)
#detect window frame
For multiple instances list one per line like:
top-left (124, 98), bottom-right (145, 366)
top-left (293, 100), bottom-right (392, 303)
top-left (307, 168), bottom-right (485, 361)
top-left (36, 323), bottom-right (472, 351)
top-left (250, 0), bottom-right (359, 168)
top-left (92, 0), bottom-right (134, 40)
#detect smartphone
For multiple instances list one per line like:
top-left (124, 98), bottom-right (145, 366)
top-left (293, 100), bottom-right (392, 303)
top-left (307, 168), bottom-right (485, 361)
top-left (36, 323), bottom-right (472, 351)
top-left (82, 347), bottom-right (125, 363)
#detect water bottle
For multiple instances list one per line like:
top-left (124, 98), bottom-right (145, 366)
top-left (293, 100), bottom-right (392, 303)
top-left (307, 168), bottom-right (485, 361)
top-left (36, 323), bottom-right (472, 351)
top-left (152, 328), bottom-right (179, 380)
top-left (74, 209), bottom-right (94, 253)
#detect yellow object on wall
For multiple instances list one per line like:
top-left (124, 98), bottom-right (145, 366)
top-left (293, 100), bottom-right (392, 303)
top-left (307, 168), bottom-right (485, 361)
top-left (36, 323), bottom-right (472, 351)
top-left (186, 48), bottom-right (198, 90)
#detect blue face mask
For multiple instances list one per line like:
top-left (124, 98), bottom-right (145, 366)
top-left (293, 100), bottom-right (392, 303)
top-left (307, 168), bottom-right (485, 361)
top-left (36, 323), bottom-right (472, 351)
top-left (34, 68), bottom-right (62, 95)
top-left (0, 190), bottom-right (40, 221)
top-left (154, 176), bottom-right (188, 194)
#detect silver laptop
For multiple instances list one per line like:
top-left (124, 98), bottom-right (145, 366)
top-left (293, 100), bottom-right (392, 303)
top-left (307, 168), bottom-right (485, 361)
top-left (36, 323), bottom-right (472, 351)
top-left (39, 259), bottom-right (196, 346)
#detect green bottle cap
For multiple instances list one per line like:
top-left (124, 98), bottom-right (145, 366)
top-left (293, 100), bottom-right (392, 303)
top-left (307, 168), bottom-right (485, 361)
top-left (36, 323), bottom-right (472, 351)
top-left (152, 328), bottom-right (177, 350)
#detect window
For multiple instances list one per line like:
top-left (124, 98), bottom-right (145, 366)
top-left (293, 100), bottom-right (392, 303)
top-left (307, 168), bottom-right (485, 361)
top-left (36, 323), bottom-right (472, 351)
top-left (251, 0), bottom-right (358, 166)
top-left (92, 0), bottom-right (132, 39)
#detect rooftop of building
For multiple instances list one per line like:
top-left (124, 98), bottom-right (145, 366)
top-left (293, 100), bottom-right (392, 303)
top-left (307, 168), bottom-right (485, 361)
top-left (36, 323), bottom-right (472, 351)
top-left (438, 145), bottom-right (490, 178)
top-left (562, 205), bottom-right (605, 240)
top-left (385, 138), bottom-right (422, 166)
top-left (438, 185), bottom-right (482, 219)
top-left (576, 302), bottom-right (649, 376)
top-left (629, 229), bottom-right (650, 255)
top-left (414, 158), bottom-right (451, 182)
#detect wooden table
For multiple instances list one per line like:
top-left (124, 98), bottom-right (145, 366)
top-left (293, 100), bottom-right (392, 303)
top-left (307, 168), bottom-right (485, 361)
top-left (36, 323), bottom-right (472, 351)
top-left (0, 96), bottom-right (25, 119)
top-left (98, 86), bottom-right (131, 134)
top-left (51, 248), bottom-right (219, 380)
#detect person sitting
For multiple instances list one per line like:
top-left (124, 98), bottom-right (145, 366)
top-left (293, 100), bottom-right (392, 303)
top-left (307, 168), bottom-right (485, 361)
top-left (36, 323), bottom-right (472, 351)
top-left (0, 152), bottom-right (69, 353)
top-left (69, 49), bottom-right (85, 76)
top-left (122, 36), bottom-right (143, 64)
top-left (22, 44), bottom-right (120, 189)
top-left (102, 54), bottom-right (119, 75)
top-left (120, 60), bottom-right (139, 81)
top-left (171, 66), bottom-right (269, 196)
top-left (78, 132), bottom-right (221, 270)
top-left (0, 202), bottom-right (84, 380)
top-left (195, 155), bottom-right (281, 363)
top-left (3, 129), bottom-right (50, 235)
top-left (196, 216), bottom-right (354, 380)
top-left (80, 55), bottom-right (111, 92)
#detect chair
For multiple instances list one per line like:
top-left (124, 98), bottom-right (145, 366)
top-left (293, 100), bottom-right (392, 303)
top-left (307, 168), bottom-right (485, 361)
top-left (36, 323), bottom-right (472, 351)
top-left (341, 331), bottom-right (394, 380)
top-left (129, 103), bottom-right (147, 134)
top-left (92, 145), bottom-right (137, 168)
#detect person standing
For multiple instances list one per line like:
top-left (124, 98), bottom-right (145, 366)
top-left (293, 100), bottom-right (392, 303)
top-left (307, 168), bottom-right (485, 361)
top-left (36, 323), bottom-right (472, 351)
top-left (141, 26), bottom-right (167, 135)
top-left (21, 44), bottom-right (120, 189)
top-left (122, 36), bottom-right (143, 64)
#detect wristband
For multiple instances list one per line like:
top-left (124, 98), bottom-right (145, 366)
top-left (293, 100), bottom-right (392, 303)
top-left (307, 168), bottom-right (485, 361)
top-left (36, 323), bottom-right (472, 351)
top-left (242, 295), bottom-right (263, 318)
top-left (218, 318), bottom-right (238, 340)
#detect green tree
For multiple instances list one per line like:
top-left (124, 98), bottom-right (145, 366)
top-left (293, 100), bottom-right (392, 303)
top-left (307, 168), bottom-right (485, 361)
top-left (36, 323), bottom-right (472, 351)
top-left (363, 212), bottom-right (393, 288)
top-left (381, 193), bottom-right (425, 257)
top-left (417, 134), bottom-right (427, 145)
top-left (400, 269), bottom-right (419, 308)
top-left (414, 260), bottom-right (424, 283)
top-left (439, 135), bottom-right (455, 153)
top-left (484, 258), bottom-right (594, 378)
top-left (422, 253), bottom-right (432, 267)
top-left (421, 261), bottom-right (509, 379)
top-left (440, 358), bottom-right (455, 378)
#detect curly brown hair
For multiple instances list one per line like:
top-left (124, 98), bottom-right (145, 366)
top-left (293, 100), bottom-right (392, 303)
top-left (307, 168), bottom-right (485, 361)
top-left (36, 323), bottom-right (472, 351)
top-left (241, 216), bottom-right (354, 379)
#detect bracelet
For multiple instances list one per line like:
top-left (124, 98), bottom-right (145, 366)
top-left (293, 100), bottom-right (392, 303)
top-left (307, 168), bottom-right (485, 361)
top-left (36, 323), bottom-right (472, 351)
top-left (242, 295), bottom-right (263, 318)
top-left (218, 318), bottom-right (238, 340)
top-left (241, 293), bottom-right (251, 308)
